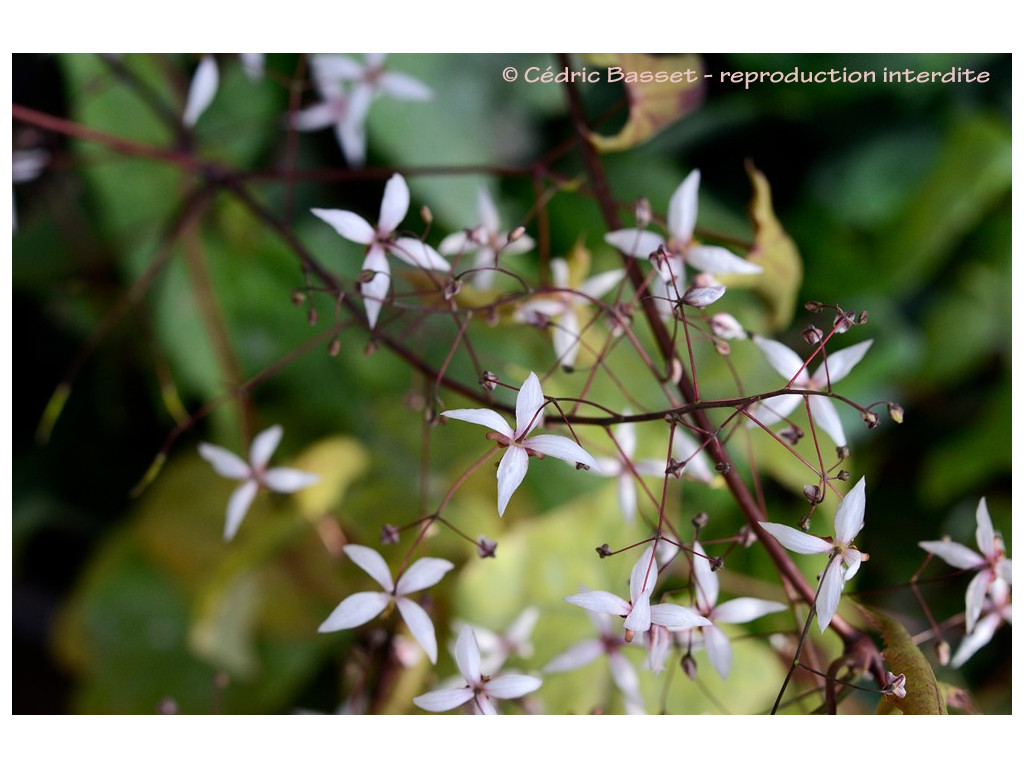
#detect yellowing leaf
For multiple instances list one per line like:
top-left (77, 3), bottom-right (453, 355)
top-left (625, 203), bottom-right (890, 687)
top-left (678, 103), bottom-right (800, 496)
top-left (861, 605), bottom-right (947, 715)
top-left (293, 436), bottom-right (369, 522)
top-left (586, 54), bottom-right (704, 152)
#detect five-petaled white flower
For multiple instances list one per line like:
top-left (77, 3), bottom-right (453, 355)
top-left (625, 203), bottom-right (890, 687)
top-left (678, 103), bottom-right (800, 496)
top-left (198, 424), bottom-right (319, 541)
top-left (438, 187), bottom-right (535, 289)
top-left (749, 336), bottom-right (873, 447)
top-left (318, 544), bottom-right (454, 664)
top-left (312, 173), bottom-right (449, 329)
top-left (680, 542), bottom-right (787, 679)
top-left (293, 53), bottom-right (432, 167)
top-left (441, 371), bottom-right (598, 516)
top-left (919, 498), bottom-right (1012, 634)
top-left (413, 625), bottom-right (542, 715)
top-left (604, 169), bottom-right (761, 314)
top-left (565, 546), bottom-right (711, 642)
top-left (759, 476), bottom-right (867, 633)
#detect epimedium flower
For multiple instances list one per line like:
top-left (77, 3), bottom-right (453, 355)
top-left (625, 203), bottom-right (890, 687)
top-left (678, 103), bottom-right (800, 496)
top-left (438, 186), bottom-right (535, 289)
top-left (413, 625), bottom-right (542, 715)
top-left (198, 424), bottom-right (319, 541)
top-left (459, 607), bottom-right (540, 677)
top-left (919, 498), bottom-right (1012, 634)
top-left (440, 371), bottom-right (597, 516)
top-left (759, 476), bottom-right (867, 633)
top-left (749, 336), bottom-right (873, 447)
top-left (318, 544), bottom-right (454, 664)
top-left (950, 577), bottom-right (1011, 668)
top-left (592, 418), bottom-right (666, 524)
top-left (512, 257), bottom-right (625, 369)
top-left (312, 173), bottom-right (449, 329)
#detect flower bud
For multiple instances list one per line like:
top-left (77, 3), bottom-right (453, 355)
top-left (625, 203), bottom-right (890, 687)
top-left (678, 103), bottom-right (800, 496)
top-left (444, 279), bottom-right (462, 300)
top-left (682, 283), bottom-right (726, 308)
top-left (835, 445), bottom-right (851, 461)
top-left (681, 653), bottom-right (698, 680)
top-left (709, 556), bottom-right (724, 572)
top-left (833, 311), bottom-right (856, 333)
top-left (936, 640), bottom-right (951, 667)
top-left (738, 525), bottom-right (757, 548)
top-left (635, 198), bottom-right (652, 229)
top-left (882, 672), bottom-right (907, 699)
top-left (307, 307), bottom-right (318, 326)
top-left (476, 536), bottom-right (497, 558)
top-left (887, 402), bottom-right (904, 424)
top-left (803, 484), bottom-right (823, 504)
top-left (419, 205), bottom-right (433, 225)
top-left (328, 337), bottom-right (341, 357)
top-left (805, 300), bottom-right (823, 313)
top-left (801, 325), bottom-right (824, 345)
top-left (508, 225), bottom-right (526, 243)
top-left (692, 511), bottom-right (709, 530)
top-left (715, 461), bottom-right (732, 475)
top-left (862, 410), bottom-right (880, 429)
top-left (480, 370), bottom-right (499, 391)
top-left (291, 290), bottom-right (307, 306)
top-left (596, 543), bottom-right (612, 558)
top-left (780, 426), bottom-right (803, 446)
top-left (836, 470), bottom-right (851, 482)
top-left (380, 524), bottom-right (400, 545)
top-left (710, 312), bottom-right (746, 340)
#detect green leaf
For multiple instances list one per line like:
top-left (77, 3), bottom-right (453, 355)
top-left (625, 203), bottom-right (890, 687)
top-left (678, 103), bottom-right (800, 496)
top-left (861, 605), bottom-right (946, 714)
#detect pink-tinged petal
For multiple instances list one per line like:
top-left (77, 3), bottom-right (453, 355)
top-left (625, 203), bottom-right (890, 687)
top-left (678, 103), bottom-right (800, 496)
top-left (686, 245), bottom-right (762, 275)
top-left (343, 544), bottom-right (395, 591)
top-left (360, 246), bottom-right (391, 329)
top-left (668, 169), bottom-right (700, 243)
top-left (604, 229), bottom-right (667, 260)
top-left (183, 55), bottom-right (219, 127)
top-left (754, 337), bottom-right (806, 382)
top-left (438, 231), bottom-right (472, 255)
top-left (198, 443), bottom-right (250, 480)
top-left (759, 522), bottom-right (833, 555)
top-left (395, 597), bottom-right (439, 663)
top-left (919, 540), bottom-right (986, 570)
top-left (809, 397), bottom-right (847, 447)
top-left (951, 611), bottom-right (1003, 668)
top-left (496, 445), bottom-right (529, 517)
top-left (248, 424), bottom-right (283, 468)
top-left (682, 283), bottom-right (726, 308)
top-left (377, 174), bottom-right (410, 234)
top-left (691, 541), bottom-right (719, 612)
top-left (702, 624), bottom-right (733, 679)
top-left (551, 308), bottom-right (581, 367)
top-left (395, 557), bottom-right (455, 595)
top-left (474, 696), bottom-right (498, 715)
top-left (608, 653), bottom-right (643, 707)
top-left (579, 269), bottom-right (627, 301)
top-left (311, 54), bottom-right (364, 83)
top-left (650, 603), bottom-right (711, 631)
top-left (515, 372), bottom-right (545, 437)
top-left (224, 480), bottom-right (258, 541)
top-left (565, 590), bottom-right (631, 617)
top-left (543, 640), bottom-right (603, 673)
top-left (996, 559), bottom-right (1012, 584)
top-left (816, 558), bottom-right (846, 633)
top-left (834, 476), bottom-right (866, 544)
top-left (389, 238), bottom-right (450, 271)
top-left (311, 208), bottom-right (375, 245)
top-left (964, 570), bottom-right (989, 635)
top-left (485, 674), bottom-right (542, 700)
top-left (379, 71), bottom-right (433, 101)
top-left (624, 594), bottom-right (652, 634)
top-left (629, 547), bottom-right (658, 604)
top-left (842, 549), bottom-right (863, 581)
top-left (455, 625), bottom-right (482, 683)
top-left (812, 339), bottom-right (873, 388)
top-left (413, 686), bottom-right (475, 712)
top-left (318, 591), bottom-right (390, 632)
top-left (975, 498), bottom-right (996, 558)
top-left (263, 467), bottom-right (319, 493)
top-left (440, 407), bottom-right (513, 438)
top-left (521, 434), bottom-right (597, 470)
top-left (291, 103), bottom-right (337, 132)
top-left (713, 597), bottom-right (787, 624)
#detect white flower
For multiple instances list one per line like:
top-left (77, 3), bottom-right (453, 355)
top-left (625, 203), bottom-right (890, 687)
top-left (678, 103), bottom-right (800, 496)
top-left (544, 611), bottom-right (645, 714)
top-left (438, 187), bottom-right (535, 289)
top-left (441, 371), bottom-right (597, 516)
top-left (413, 626), bottom-right (542, 714)
top-left (565, 545), bottom-right (711, 641)
top-left (750, 336), bottom-right (873, 447)
top-left (759, 476), bottom-right (867, 633)
top-left (950, 577), bottom-right (1011, 667)
top-left (461, 607), bottom-right (539, 677)
top-left (294, 53), bottom-right (431, 167)
top-left (182, 55), bottom-right (219, 127)
top-left (198, 424), bottom-right (319, 541)
top-left (312, 173), bottom-right (449, 329)
top-left (682, 542), bottom-right (787, 679)
top-left (318, 544), bottom-right (454, 664)
top-left (592, 419), bottom-right (666, 524)
top-left (919, 498), bottom-right (1012, 634)
top-left (513, 258), bottom-right (625, 369)
top-left (604, 170), bottom-right (761, 315)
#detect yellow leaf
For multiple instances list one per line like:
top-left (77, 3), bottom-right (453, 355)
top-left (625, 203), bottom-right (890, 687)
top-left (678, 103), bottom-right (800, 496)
top-left (861, 605), bottom-right (947, 715)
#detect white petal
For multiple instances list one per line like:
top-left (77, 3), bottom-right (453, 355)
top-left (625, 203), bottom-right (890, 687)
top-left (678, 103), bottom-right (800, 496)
top-left (629, 547), bottom-right (658, 604)
top-left (335, 108), bottom-right (368, 167)
top-left (951, 611), bottom-right (1003, 668)
top-left (816, 558), bottom-right (846, 633)
top-left (521, 434), bottom-right (597, 470)
top-left (224, 480), bottom-right (258, 541)
top-left (564, 590), bottom-right (631, 617)
top-left (248, 425), bottom-right (283, 468)
top-left (713, 598), bottom-right (787, 624)
top-left (379, 71), bottom-right (433, 101)
top-left (759, 522), bottom-right (833, 555)
top-left (604, 229), bottom-right (666, 260)
top-left (360, 246), bottom-right (391, 329)
top-left (975, 498), bottom-right (996, 558)
top-left (389, 238), bottom-right (450, 272)
top-left (440, 407), bottom-right (513, 438)
top-left (395, 597), bottom-right (439, 664)
top-left (608, 653), bottom-right (643, 706)
top-left (413, 687), bottom-right (475, 712)
top-left (833, 476), bottom-right (866, 544)
top-left (578, 269), bottom-right (626, 301)
top-left (395, 557), bottom-right (455, 595)
top-left (702, 624), bottom-right (733, 679)
top-left (183, 55), bottom-right (219, 127)
top-left (438, 231), bottom-right (472, 255)
top-left (624, 594), bottom-right (652, 633)
top-left (502, 234), bottom-right (535, 257)
top-left (809, 397), bottom-right (847, 447)
top-left (485, 674), bottom-right (542, 700)
top-left (198, 443), bottom-right (250, 480)
top-left (12, 148), bottom-right (49, 183)
top-left (377, 173), bottom-right (410, 234)
top-left (311, 208), bottom-right (376, 245)
top-left (239, 52), bottom-right (264, 80)
top-left (650, 603), bottom-right (711, 630)
top-left (496, 446), bottom-right (529, 517)
top-left (842, 549), bottom-right (863, 581)
top-left (474, 696), bottom-right (498, 715)
top-left (754, 337), bottom-right (806, 382)
top-left (543, 640), bottom-right (603, 673)
top-left (455, 625), bottom-right (482, 682)
top-left (263, 467), bottom-right (319, 493)
top-left (919, 540), bottom-right (986, 570)
top-left (686, 245), bottom-right (762, 275)
top-left (476, 186), bottom-right (500, 233)
top-left (616, 474), bottom-right (637, 524)
top-left (318, 591), bottom-right (389, 632)
top-left (747, 394), bottom-right (803, 428)
top-left (964, 570), bottom-right (989, 634)
top-left (291, 102), bottom-right (337, 132)
top-left (311, 54), bottom-right (364, 83)
top-left (343, 544), bottom-right (395, 591)
top-left (551, 309), bottom-right (580, 368)
top-left (668, 169), bottom-right (700, 243)
top-left (515, 372), bottom-right (546, 438)
top-left (812, 339), bottom-right (873, 386)
top-left (996, 559), bottom-right (1012, 584)
top-left (690, 541), bottom-right (719, 612)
